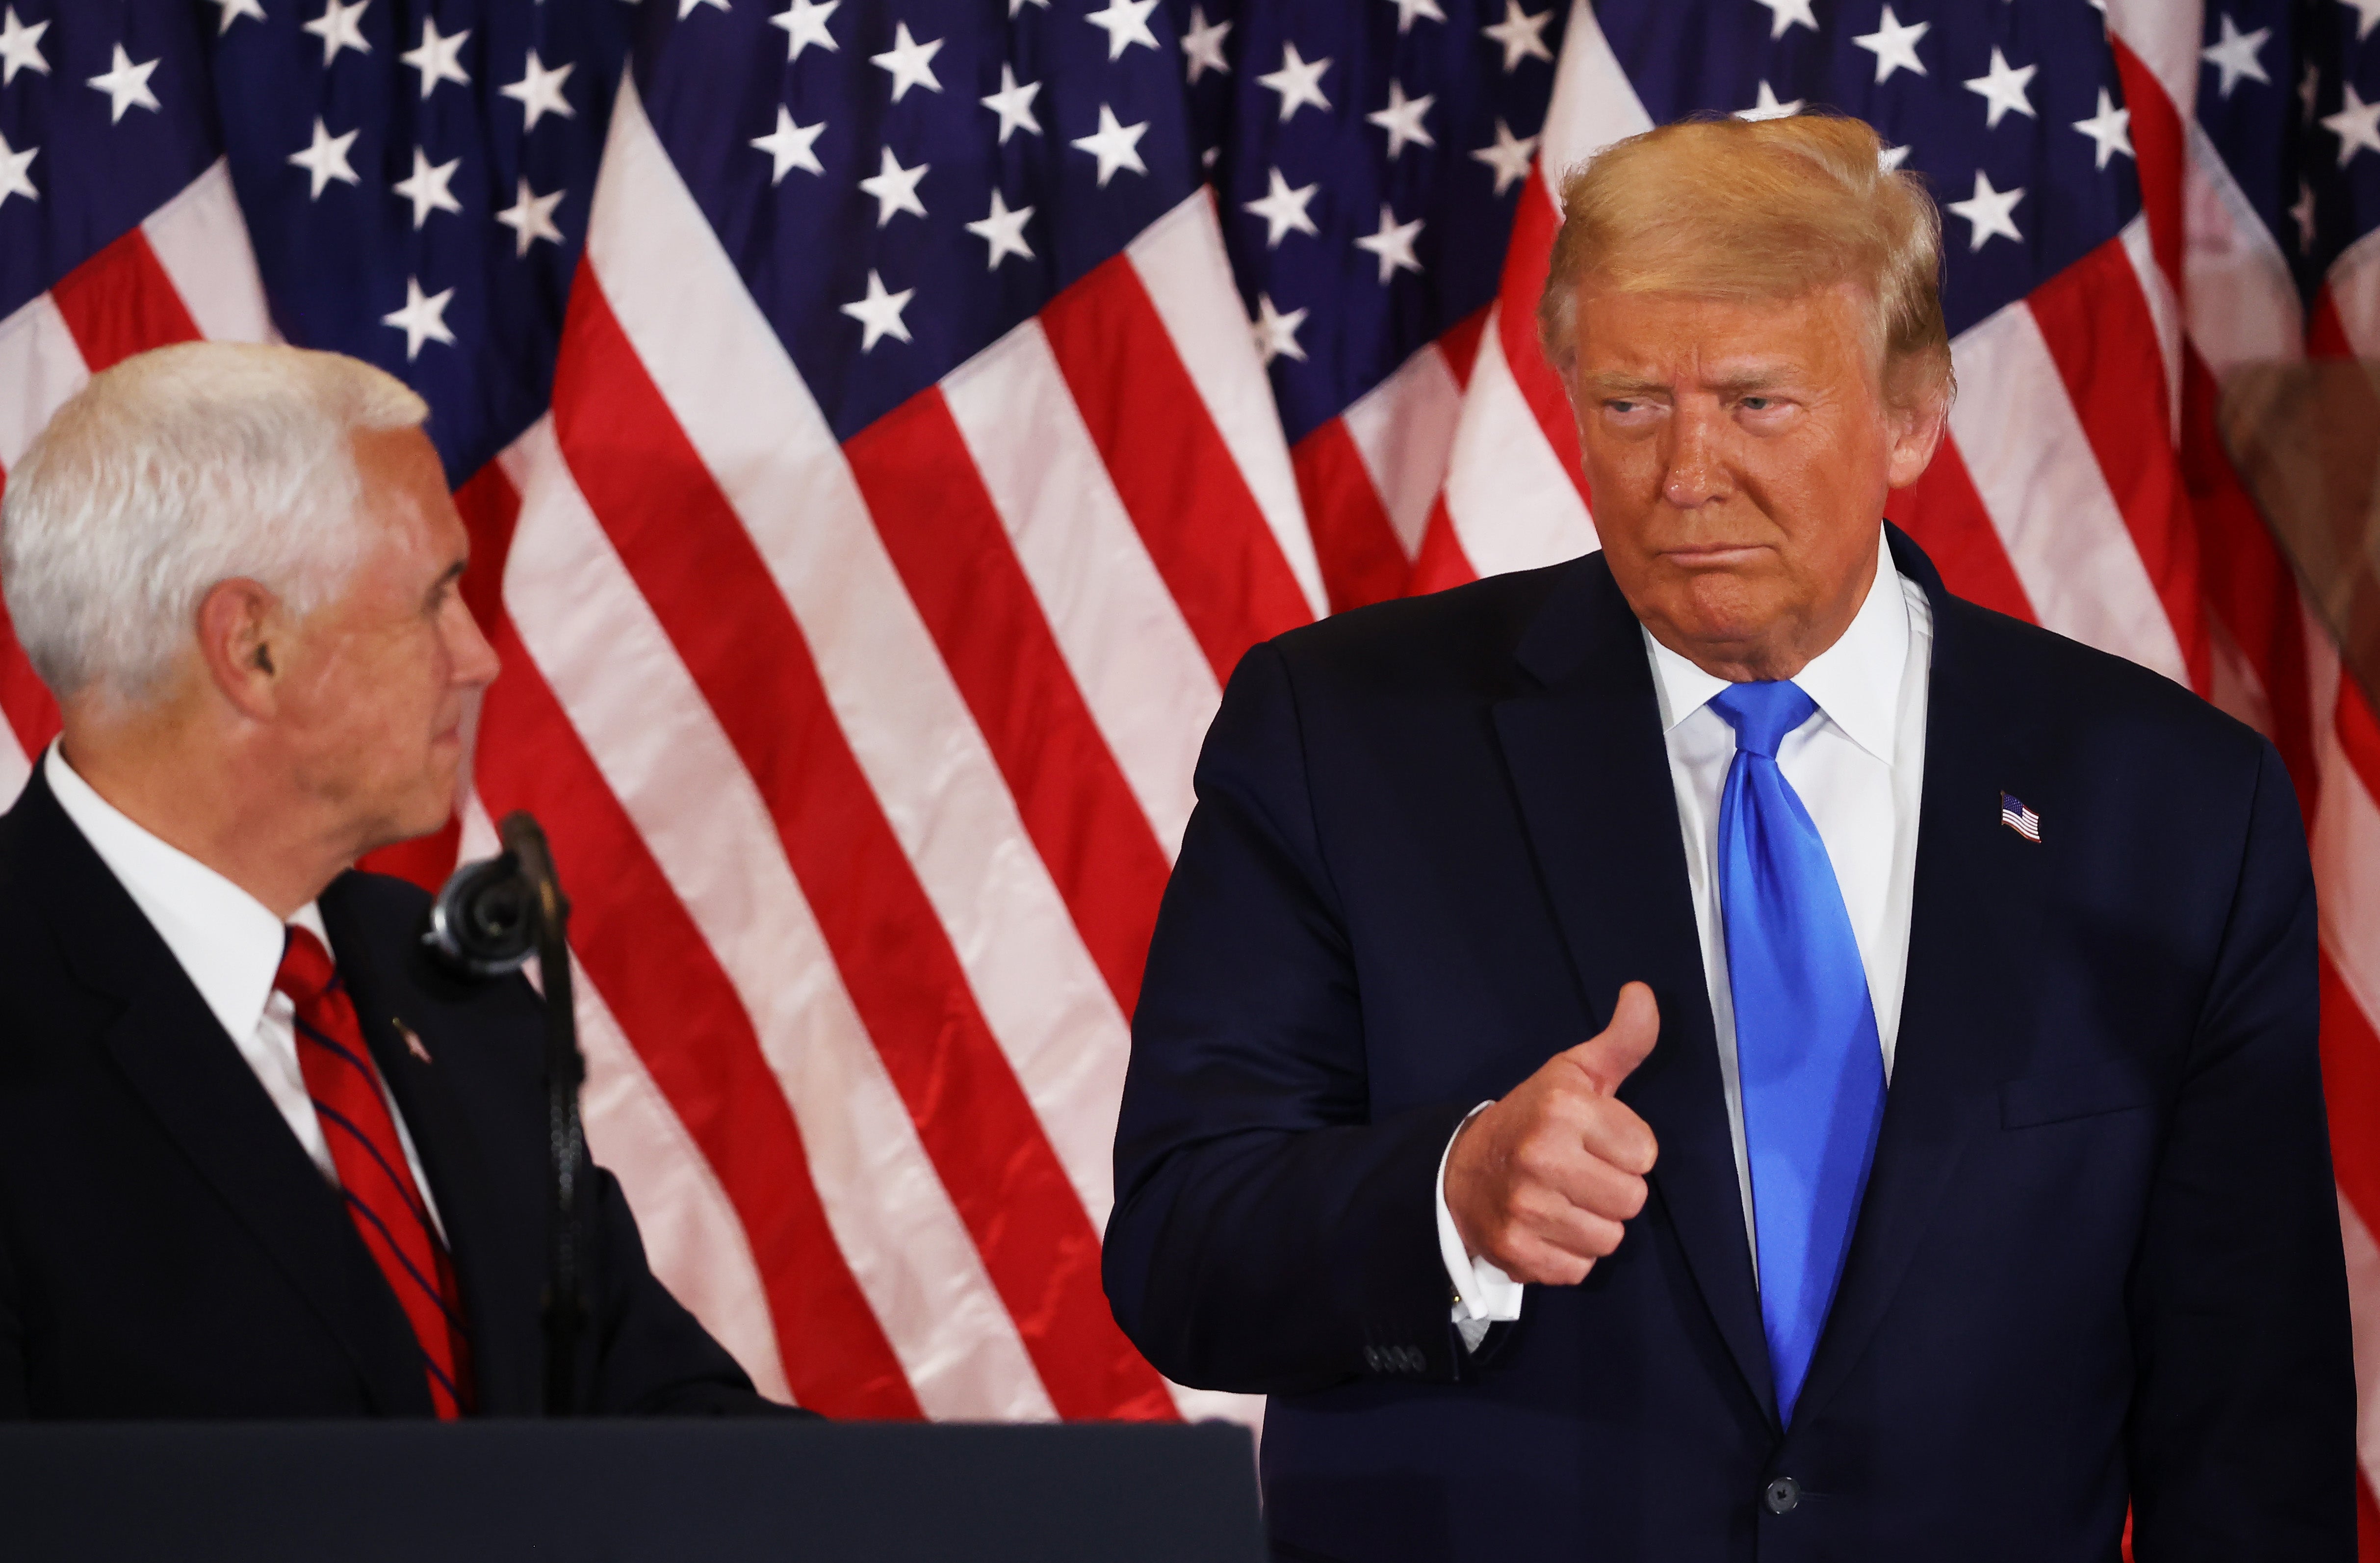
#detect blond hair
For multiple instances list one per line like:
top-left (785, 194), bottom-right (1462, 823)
top-left (1, 342), bottom-right (428, 703)
top-left (1536, 112), bottom-right (1953, 413)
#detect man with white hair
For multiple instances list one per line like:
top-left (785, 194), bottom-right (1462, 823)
top-left (1107, 114), bottom-right (2354, 1558)
top-left (0, 341), bottom-right (778, 1418)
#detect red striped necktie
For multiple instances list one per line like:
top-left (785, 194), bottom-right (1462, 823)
top-left (276, 926), bottom-right (473, 1418)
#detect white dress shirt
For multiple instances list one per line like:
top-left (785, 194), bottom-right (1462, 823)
top-left (1436, 531), bottom-right (1933, 1332)
top-left (45, 743), bottom-right (445, 1237)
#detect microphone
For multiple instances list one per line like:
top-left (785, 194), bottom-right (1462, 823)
top-left (418, 811), bottom-right (592, 1416)
top-left (421, 814), bottom-right (569, 978)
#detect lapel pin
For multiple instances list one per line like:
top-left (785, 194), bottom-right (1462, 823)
top-left (394, 1018), bottom-right (433, 1065)
top-left (1999, 791), bottom-right (2041, 842)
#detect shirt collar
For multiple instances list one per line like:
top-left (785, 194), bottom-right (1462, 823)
top-left (1643, 529), bottom-right (1909, 765)
top-left (45, 741), bottom-right (327, 1044)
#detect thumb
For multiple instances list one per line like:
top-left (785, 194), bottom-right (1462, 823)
top-left (1564, 982), bottom-right (1660, 1095)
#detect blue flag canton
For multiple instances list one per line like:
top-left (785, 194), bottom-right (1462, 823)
top-left (212, 0), bottom-right (633, 483)
top-left (635, 0), bottom-right (1203, 444)
top-left (0, 0), bottom-right (631, 486)
top-left (0, 0), bottom-right (219, 323)
top-left (1596, 0), bottom-right (2138, 342)
top-left (2193, 0), bottom-right (2380, 303)
top-left (1172, 0), bottom-right (1568, 446)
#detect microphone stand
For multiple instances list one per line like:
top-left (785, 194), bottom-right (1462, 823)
top-left (420, 811), bottom-right (589, 1417)
top-left (501, 813), bottom-right (591, 1420)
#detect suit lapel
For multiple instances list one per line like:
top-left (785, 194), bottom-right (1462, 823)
top-left (1790, 529), bottom-right (2042, 1427)
top-left (320, 875), bottom-right (542, 1416)
top-left (1491, 555), bottom-right (1778, 1427)
top-left (17, 774), bottom-right (429, 1414)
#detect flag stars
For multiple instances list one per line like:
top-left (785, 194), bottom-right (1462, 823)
top-left (1258, 42), bottom-right (1331, 123)
top-left (501, 50), bottom-right (574, 131)
top-left (1852, 6), bottom-right (1928, 84)
top-left (288, 116), bottom-right (361, 199)
top-left (858, 145), bottom-right (928, 224)
top-left (304, 0), bottom-right (372, 67)
top-left (1085, 0), bottom-right (1160, 60)
top-left (382, 276), bottom-right (455, 361)
top-left (401, 17), bottom-right (469, 100)
top-left (2340, 0), bottom-right (2380, 44)
top-left (1964, 48), bottom-right (2037, 129)
top-left (1385, 0), bottom-right (1446, 32)
top-left (495, 178), bottom-right (565, 257)
top-left (752, 106), bottom-right (825, 182)
top-left (392, 146), bottom-right (463, 229)
top-left (1244, 166), bottom-right (1319, 247)
top-left (1070, 104), bottom-right (1149, 185)
top-left (87, 45), bottom-right (161, 124)
top-left (1368, 80), bottom-right (1435, 158)
top-left (964, 188), bottom-right (1035, 268)
top-left (1354, 205), bottom-right (1424, 284)
top-left (1878, 142), bottom-right (1912, 173)
top-left (0, 6), bottom-right (42, 85)
top-left (1946, 169), bottom-right (2024, 250)
top-left (1751, 0), bottom-right (1816, 39)
top-left (1251, 293), bottom-right (1308, 365)
top-left (2322, 83), bottom-right (2380, 166)
top-left (0, 130), bottom-right (35, 209)
top-left (870, 22), bottom-right (942, 102)
top-left (678, 0), bottom-right (730, 16)
top-left (841, 269), bottom-right (914, 351)
top-left (770, 0), bottom-right (837, 61)
top-left (1180, 5), bottom-right (1230, 84)
top-left (211, 0), bottom-right (267, 37)
top-left (2200, 14), bottom-right (2270, 99)
top-left (981, 63), bottom-right (1042, 144)
top-left (2072, 89), bottom-right (2132, 169)
top-left (1737, 81), bottom-right (1803, 121)
top-left (1481, 1), bottom-right (1553, 71)
top-left (1472, 117), bottom-right (1539, 196)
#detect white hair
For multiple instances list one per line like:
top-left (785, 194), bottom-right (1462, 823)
top-left (0, 341), bottom-right (429, 703)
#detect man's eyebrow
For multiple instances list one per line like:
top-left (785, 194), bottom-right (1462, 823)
top-left (1584, 373), bottom-right (1671, 396)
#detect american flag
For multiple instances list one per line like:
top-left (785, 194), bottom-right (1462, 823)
top-left (1999, 791), bottom-right (2042, 842)
top-left (2, 0), bottom-right (2378, 1505)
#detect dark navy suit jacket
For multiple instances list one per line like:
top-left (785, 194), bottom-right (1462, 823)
top-left (0, 765), bottom-right (779, 1419)
top-left (1106, 529), bottom-right (2354, 1561)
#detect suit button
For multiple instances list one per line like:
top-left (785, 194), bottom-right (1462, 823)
top-left (1764, 1478), bottom-right (1801, 1515)
top-left (1398, 1347), bottom-right (1423, 1373)
top-left (1363, 1347), bottom-right (1382, 1371)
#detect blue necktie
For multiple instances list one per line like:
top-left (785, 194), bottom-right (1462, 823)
top-left (1708, 681), bottom-right (1886, 1426)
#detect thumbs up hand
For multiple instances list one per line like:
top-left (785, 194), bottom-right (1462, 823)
top-left (1443, 983), bottom-right (1662, 1287)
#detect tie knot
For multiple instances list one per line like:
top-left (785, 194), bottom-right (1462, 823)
top-left (275, 925), bottom-right (337, 1008)
top-left (1708, 680), bottom-right (1817, 758)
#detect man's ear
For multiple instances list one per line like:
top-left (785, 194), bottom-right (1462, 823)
top-left (1884, 396), bottom-right (1948, 491)
top-left (193, 578), bottom-right (285, 721)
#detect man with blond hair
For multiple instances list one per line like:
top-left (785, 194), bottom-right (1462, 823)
top-left (1108, 114), bottom-right (2353, 1559)
top-left (0, 341), bottom-right (779, 1418)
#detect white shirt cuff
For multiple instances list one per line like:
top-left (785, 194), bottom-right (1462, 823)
top-left (1435, 1101), bottom-right (1524, 1334)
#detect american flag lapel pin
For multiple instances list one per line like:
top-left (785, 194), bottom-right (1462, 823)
top-left (1999, 791), bottom-right (2042, 842)
top-left (394, 1017), bottom-right (433, 1065)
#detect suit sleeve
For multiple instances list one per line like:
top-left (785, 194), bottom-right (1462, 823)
top-left (586, 1163), bottom-right (812, 1417)
top-left (2126, 740), bottom-right (2357, 1560)
top-left (1104, 642), bottom-right (1477, 1396)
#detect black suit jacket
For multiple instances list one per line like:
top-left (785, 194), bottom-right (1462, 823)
top-left (0, 765), bottom-right (780, 1418)
top-left (1106, 528), bottom-right (2355, 1561)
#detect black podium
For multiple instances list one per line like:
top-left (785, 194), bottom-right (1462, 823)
top-left (0, 1419), bottom-right (1265, 1562)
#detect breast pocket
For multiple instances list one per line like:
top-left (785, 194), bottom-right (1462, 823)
top-left (2000, 1060), bottom-right (2160, 1130)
